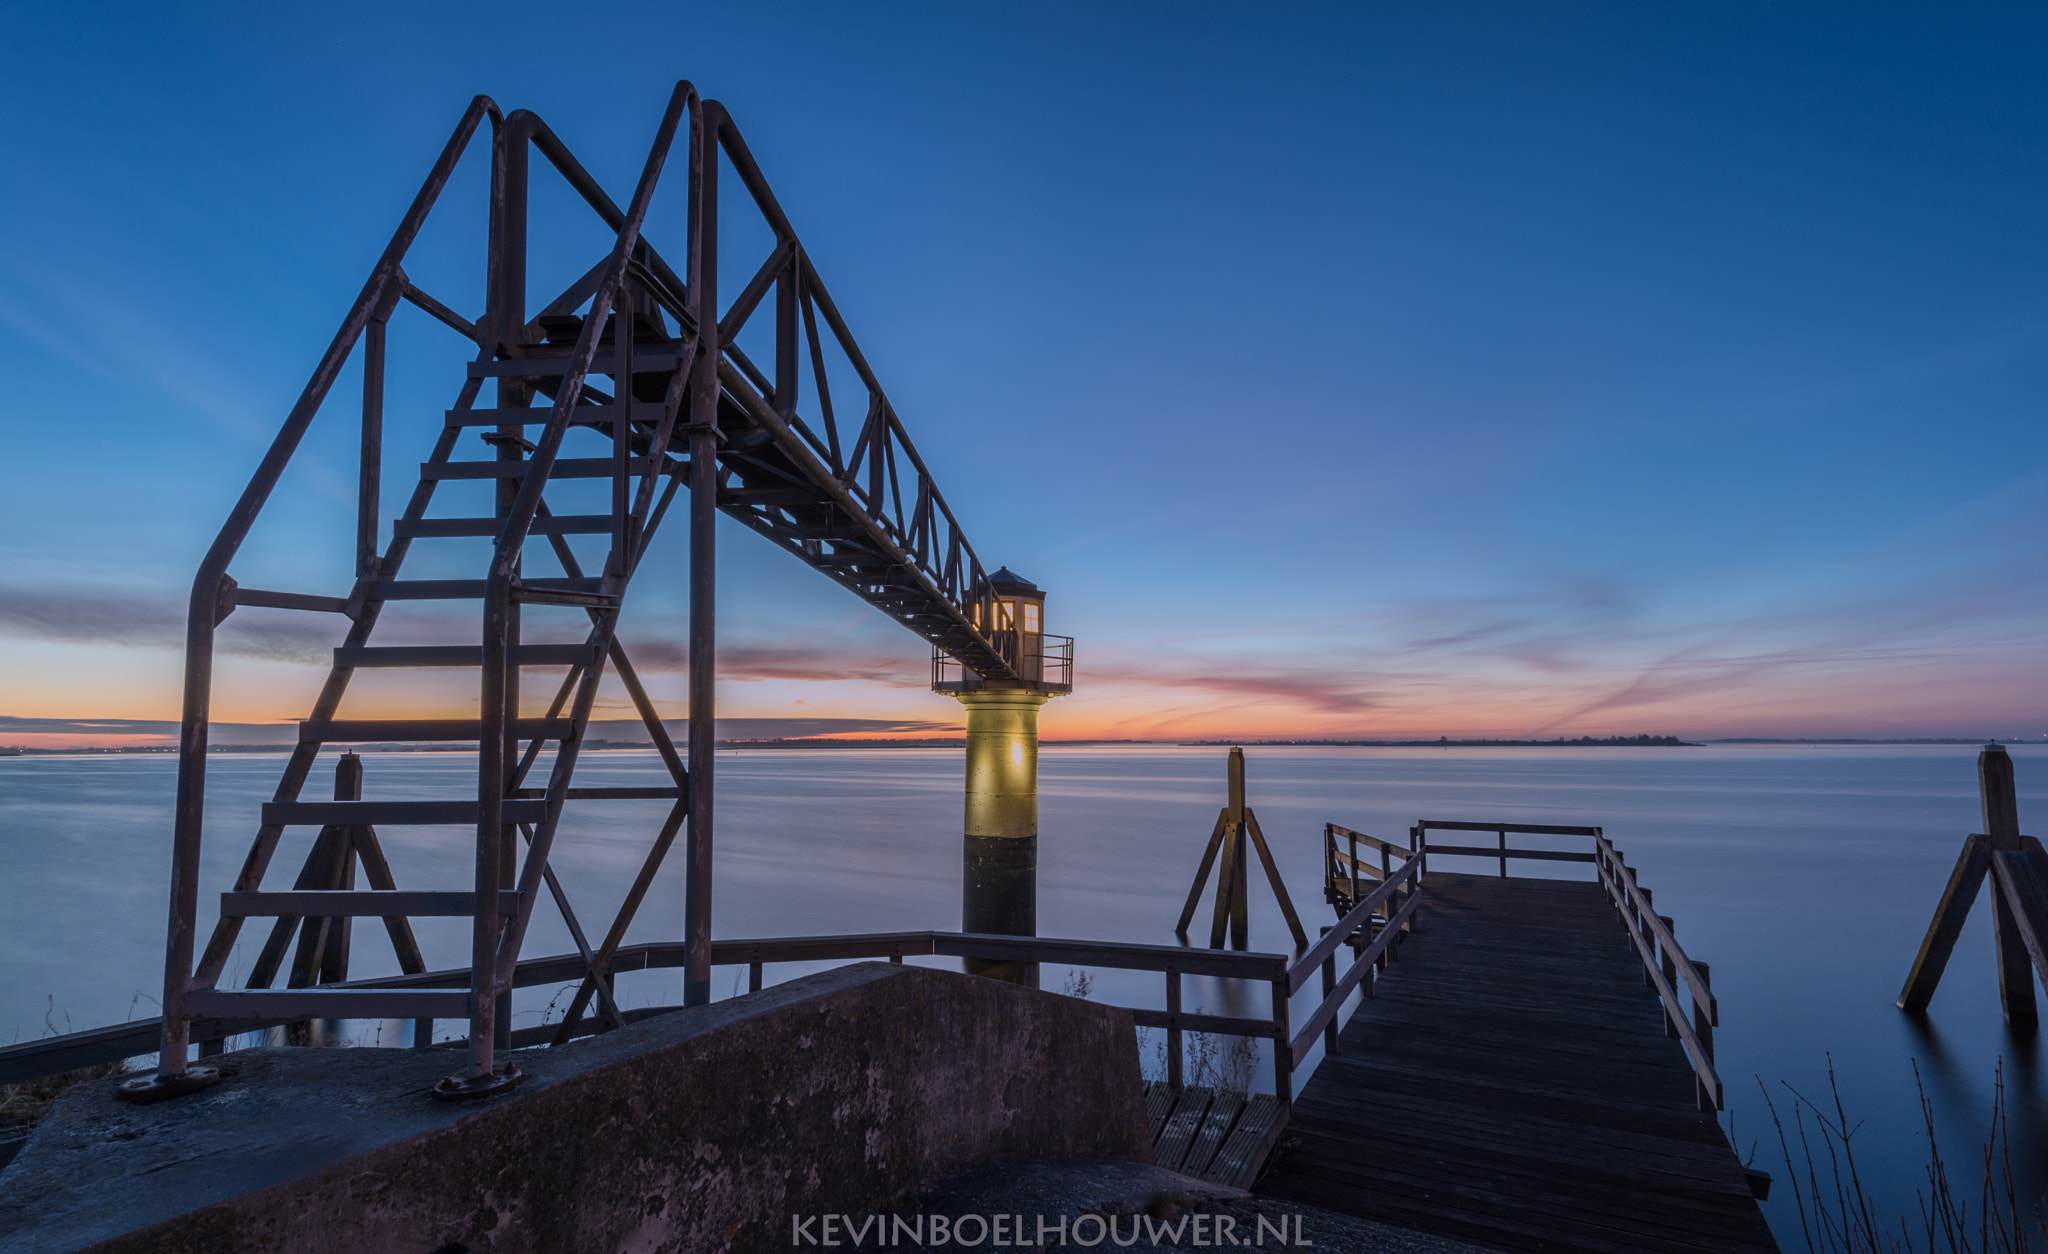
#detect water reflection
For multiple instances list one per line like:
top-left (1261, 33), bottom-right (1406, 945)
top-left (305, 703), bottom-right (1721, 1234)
top-left (3, 742), bottom-right (2045, 1242)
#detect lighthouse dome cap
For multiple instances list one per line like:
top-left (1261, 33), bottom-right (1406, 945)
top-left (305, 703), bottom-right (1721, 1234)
top-left (986, 567), bottom-right (1041, 595)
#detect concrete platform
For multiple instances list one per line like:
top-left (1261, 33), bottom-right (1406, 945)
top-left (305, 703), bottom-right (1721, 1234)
top-left (0, 962), bottom-right (1151, 1253)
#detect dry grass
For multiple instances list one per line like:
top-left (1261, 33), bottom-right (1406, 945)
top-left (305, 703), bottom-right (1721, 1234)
top-left (1138, 1015), bottom-right (1260, 1095)
top-left (1, 1059), bottom-right (129, 1140)
top-left (1762, 1055), bottom-right (2039, 1254)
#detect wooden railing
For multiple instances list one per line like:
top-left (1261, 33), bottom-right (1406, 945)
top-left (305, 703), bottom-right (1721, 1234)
top-left (1291, 841), bottom-right (1424, 1072)
top-left (0, 931), bottom-right (1291, 1095)
top-left (1592, 832), bottom-right (1721, 1111)
top-left (1412, 819), bottom-right (1600, 876)
top-left (0, 829), bottom-right (1715, 1113)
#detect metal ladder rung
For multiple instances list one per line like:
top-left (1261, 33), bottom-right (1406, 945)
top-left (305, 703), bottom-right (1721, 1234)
top-left (444, 402), bottom-right (666, 427)
top-left (185, 988), bottom-right (470, 1019)
top-left (260, 800), bottom-right (547, 826)
top-left (393, 515), bottom-right (615, 537)
top-left (333, 645), bottom-right (592, 668)
top-left (222, 890), bottom-right (521, 917)
top-left (508, 787), bottom-right (681, 801)
top-left (421, 458), bottom-right (654, 481)
top-left (299, 718), bottom-right (574, 743)
top-left (467, 354), bottom-right (684, 378)
top-left (369, 578), bottom-right (605, 601)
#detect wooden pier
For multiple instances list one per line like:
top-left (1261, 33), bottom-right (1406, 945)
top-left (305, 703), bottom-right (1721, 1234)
top-left (1261, 870), bottom-right (1776, 1254)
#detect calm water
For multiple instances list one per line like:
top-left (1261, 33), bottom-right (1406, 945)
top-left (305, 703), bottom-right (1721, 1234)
top-left (2, 742), bottom-right (2044, 1242)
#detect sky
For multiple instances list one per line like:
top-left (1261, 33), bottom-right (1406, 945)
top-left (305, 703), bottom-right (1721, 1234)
top-left (0, 2), bottom-right (2044, 745)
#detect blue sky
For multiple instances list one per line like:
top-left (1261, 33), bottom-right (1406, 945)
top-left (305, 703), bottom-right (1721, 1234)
top-left (1, 2), bottom-right (2043, 741)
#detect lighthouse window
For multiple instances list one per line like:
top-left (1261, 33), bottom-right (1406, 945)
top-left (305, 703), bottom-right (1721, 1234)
top-left (1023, 603), bottom-right (1040, 632)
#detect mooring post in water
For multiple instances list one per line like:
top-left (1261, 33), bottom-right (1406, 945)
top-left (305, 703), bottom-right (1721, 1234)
top-left (1980, 746), bottom-right (2037, 1025)
top-left (1897, 744), bottom-right (2047, 1023)
top-left (1175, 747), bottom-right (1309, 951)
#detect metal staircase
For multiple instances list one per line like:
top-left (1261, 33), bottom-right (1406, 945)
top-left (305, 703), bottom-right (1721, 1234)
top-left (135, 82), bottom-right (1055, 1102)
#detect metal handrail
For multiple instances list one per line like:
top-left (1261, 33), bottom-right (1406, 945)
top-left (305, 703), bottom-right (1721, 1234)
top-left (5, 929), bottom-right (1289, 1090)
top-left (159, 94), bottom-right (509, 1074)
top-left (931, 634), bottom-right (1074, 690)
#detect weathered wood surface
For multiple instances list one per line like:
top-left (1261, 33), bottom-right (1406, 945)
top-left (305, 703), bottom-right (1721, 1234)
top-left (1144, 1082), bottom-right (1289, 1189)
top-left (1260, 873), bottom-right (1776, 1254)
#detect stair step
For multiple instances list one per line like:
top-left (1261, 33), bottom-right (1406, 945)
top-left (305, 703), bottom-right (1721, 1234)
top-left (724, 487), bottom-right (824, 506)
top-left (510, 585), bottom-right (621, 608)
top-left (393, 515), bottom-right (615, 538)
top-left (222, 890), bottom-right (521, 917)
top-left (334, 644), bottom-right (593, 668)
top-left (422, 457), bottom-right (654, 481)
top-left (468, 353), bottom-right (684, 378)
top-left (185, 988), bottom-right (470, 1019)
top-left (444, 402), bottom-right (665, 428)
top-left (233, 588), bottom-right (352, 614)
top-left (370, 578), bottom-right (605, 601)
top-left (260, 800), bottom-right (547, 826)
top-left (299, 718), bottom-right (575, 743)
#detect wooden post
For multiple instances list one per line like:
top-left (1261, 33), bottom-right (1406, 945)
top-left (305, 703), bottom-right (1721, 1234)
top-left (321, 755), bottom-right (362, 988)
top-left (1209, 818), bottom-right (1242, 949)
top-left (1228, 750), bottom-right (1250, 949)
top-left (1660, 915), bottom-right (1679, 1038)
top-left (1637, 883), bottom-right (1653, 987)
top-left (1694, 961), bottom-right (1716, 1111)
top-left (1348, 829), bottom-right (1361, 913)
top-left (1183, 748), bottom-right (1306, 950)
top-left (1376, 843), bottom-right (1393, 965)
top-left (1270, 975), bottom-right (1293, 1105)
top-left (1497, 828), bottom-right (1507, 878)
top-left (1983, 747), bottom-right (2035, 1026)
top-left (1166, 968), bottom-right (1184, 1089)
top-left (1320, 925), bottom-right (1339, 1057)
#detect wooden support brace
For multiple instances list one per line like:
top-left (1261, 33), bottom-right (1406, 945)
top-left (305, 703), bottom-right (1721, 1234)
top-left (1243, 810), bottom-right (1309, 950)
top-left (1175, 810), bottom-right (1230, 937)
top-left (1990, 852), bottom-right (2048, 1002)
top-left (1210, 822), bottom-right (1243, 950)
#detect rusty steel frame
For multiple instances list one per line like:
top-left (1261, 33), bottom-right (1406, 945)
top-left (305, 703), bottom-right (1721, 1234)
top-left (144, 82), bottom-right (1047, 1096)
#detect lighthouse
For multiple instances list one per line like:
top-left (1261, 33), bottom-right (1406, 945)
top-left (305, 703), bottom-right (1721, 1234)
top-left (932, 568), bottom-right (1072, 983)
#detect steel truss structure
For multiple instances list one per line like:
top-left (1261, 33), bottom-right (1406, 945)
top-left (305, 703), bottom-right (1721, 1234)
top-left (139, 82), bottom-right (1052, 1100)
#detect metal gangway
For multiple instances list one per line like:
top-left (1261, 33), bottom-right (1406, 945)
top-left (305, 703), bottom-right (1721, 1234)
top-left (123, 82), bottom-right (1064, 1102)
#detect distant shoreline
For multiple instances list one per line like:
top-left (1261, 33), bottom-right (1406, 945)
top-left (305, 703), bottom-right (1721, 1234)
top-left (4, 735), bottom-right (2038, 756)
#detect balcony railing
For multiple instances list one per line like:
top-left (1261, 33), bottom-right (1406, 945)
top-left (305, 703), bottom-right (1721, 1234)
top-left (932, 634), bottom-right (1072, 693)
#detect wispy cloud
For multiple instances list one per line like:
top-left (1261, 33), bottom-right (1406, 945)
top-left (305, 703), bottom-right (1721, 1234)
top-left (0, 583), bottom-right (467, 666)
top-left (616, 637), bottom-right (928, 688)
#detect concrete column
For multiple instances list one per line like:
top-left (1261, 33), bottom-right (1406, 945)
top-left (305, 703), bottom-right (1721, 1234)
top-left (953, 689), bottom-right (1052, 985)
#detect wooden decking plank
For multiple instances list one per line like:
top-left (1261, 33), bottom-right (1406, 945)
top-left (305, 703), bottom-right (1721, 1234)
top-left (1154, 1086), bottom-right (1213, 1174)
top-left (1267, 1173), bottom-right (1748, 1254)
top-left (1144, 1079), bottom-right (1176, 1142)
top-left (1269, 1148), bottom-right (1770, 1252)
top-left (1207, 1093), bottom-right (1286, 1188)
top-left (1259, 872), bottom-right (1775, 1253)
top-left (1182, 1089), bottom-right (1244, 1180)
top-left (1284, 1108), bottom-right (1748, 1191)
top-left (1274, 1138), bottom-right (1764, 1232)
top-left (1288, 1092), bottom-right (1739, 1178)
top-left (1303, 1051), bottom-right (1710, 1126)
